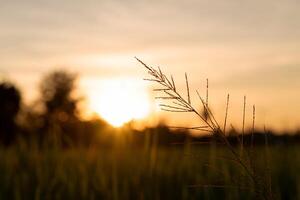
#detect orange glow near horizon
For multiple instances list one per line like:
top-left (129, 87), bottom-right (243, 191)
top-left (88, 78), bottom-right (152, 127)
top-left (1, 0), bottom-right (300, 131)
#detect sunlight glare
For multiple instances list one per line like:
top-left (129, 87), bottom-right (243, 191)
top-left (90, 78), bottom-right (151, 127)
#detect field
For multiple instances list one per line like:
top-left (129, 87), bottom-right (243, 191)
top-left (0, 143), bottom-right (299, 200)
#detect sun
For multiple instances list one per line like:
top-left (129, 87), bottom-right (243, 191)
top-left (89, 78), bottom-right (151, 127)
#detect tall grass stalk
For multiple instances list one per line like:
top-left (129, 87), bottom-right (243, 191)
top-left (136, 57), bottom-right (274, 200)
top-left (242, 96), bottom-right (246, 151)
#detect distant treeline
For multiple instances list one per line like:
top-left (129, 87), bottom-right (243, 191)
top-left (0, 70), bottom-right (299, 148)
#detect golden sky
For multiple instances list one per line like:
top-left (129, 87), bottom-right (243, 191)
top-left (0, 0), bottom-right (300, 131)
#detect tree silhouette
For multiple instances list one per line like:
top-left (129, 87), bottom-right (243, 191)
top-left (40, 70), bottom-right (79, 118)
top-left (0, 81), bottom-right (21, 145)
top-left (39, 70), bottom-right (81, 146)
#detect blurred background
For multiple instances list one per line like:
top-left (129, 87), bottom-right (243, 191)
top-left (1, 0), bottom-right (300, 131)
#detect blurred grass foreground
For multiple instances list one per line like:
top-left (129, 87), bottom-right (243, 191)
top-left (0, 143), bottom-right (299, 200)
top-left (0, 69), bottom-right (299, 200)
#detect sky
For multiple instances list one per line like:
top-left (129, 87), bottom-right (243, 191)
top-left (0, 0), bottom-right (300, 131)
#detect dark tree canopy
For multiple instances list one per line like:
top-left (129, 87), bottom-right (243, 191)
top-left (40, 70), bottom-right (79, 121)
top-left (0, 81), bottom-right (21, 145)
top-left (0, 82), bottom-right (21, 119)
top-left (38, 70), bottom-right (82, 146)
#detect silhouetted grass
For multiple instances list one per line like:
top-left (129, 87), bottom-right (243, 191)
top-left (136, 58), bottom-right (276, 199)
top-left (0, 143), bottom-right (299, 200)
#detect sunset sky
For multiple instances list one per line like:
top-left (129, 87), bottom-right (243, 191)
top-left (1, 0), bottom-right (300, 131)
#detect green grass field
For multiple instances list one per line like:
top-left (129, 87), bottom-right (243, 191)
top-left (0, 143), bottom-right (299, 200)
